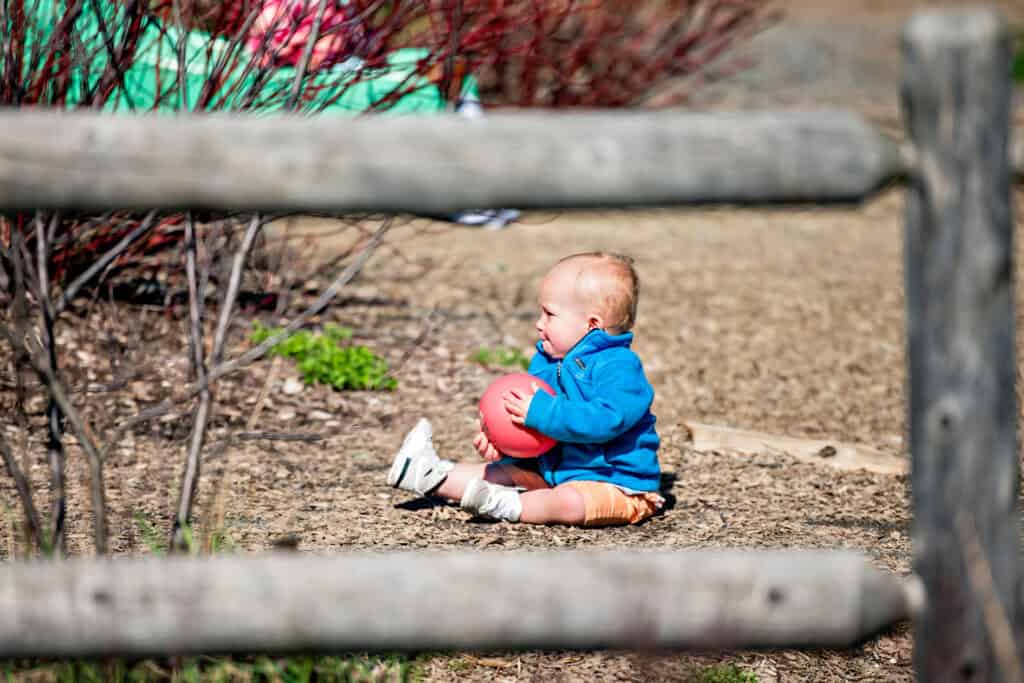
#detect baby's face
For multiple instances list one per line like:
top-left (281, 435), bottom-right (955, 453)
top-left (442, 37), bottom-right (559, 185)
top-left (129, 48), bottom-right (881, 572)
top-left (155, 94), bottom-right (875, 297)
top-left (535, 263), bottom-right (596, 359)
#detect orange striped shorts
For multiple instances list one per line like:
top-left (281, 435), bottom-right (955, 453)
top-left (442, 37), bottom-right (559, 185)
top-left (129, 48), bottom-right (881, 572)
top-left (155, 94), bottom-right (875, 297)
top-left (563, 481), bottom-right (664, 527)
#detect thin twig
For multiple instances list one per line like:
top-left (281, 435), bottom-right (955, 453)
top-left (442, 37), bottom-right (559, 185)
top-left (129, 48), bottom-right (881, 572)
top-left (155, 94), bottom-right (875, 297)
top-left (203, 352), bottom-right (282, 550)
top-left (54, 209), bottom-right (158, 315)
top-left (210, 214), bottom-right (264, 367)
top-left (5, 225), bottom-right (37, 552)
top-left (35, 211), bottom-right (66, 556)
top-left (234, 431), bottom-right (324, 443)
top-left (286, 0), bottom-right (329, 110)
top-left (172, 212), bottom-right (211, 552)
top-left (246, 356), bottom-right (283, 434)
top-left (0, 431), bottom-right (43, 552)
top-left (172, 0), bottom-right (190, 109)
top-left (0, 321), bottom-right (108, 554)
top-left (172, 213), bottom-right (264, 550)
top-left (9, 226), bottom-right (31, 434)
top-left (441, 0), bottom-right (464, 106)
top-left (196, 2), bottom-right (263, 110)
top-left (204, 221), bottom-right (389, 382)
top-left (391, 307), bottom-right (445, 376)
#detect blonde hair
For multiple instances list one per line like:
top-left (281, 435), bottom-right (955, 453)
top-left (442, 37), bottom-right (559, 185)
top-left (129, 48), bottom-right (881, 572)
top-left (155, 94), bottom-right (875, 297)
top-left (557, 252), bottom-right (639, 334)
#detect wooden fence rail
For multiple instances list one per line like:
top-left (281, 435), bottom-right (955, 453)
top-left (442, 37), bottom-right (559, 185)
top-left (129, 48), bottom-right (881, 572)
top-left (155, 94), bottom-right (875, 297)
top-left (0, 550), bottom-right (912, 657)
top-left (0, 109), bottom-right (903, 212)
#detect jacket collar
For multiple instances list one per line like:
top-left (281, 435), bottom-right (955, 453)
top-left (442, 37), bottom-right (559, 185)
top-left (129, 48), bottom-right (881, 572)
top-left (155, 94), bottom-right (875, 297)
top-left (535, 329), bottom-right (633, 362)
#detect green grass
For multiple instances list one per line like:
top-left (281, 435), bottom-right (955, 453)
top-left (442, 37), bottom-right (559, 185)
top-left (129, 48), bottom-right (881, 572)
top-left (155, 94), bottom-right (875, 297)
top-left (132, 511), bottom-right (169, 555)
top-left (1014, 29), bottom-right (1024, 82)
top-left (3, 654), bottom-right (423, 682)
top-left (250, 322), bottom-right (397, 391)
top-left (131, 512), bottom-right (237, 556)
top-left (470, 346), bottom-right (530, 370)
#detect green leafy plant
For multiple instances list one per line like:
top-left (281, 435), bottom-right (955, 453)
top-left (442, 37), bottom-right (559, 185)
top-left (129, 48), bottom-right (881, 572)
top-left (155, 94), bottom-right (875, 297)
top-left (471, 345), bottom-right (530, 370)
top-left (1014, 29), bottom-right (1024, 82)
top-left (699, 663), bottom-right (759, 683)
top-left (251, 322), bottom-right (397, 391)
top-left (132, 511), bottom-right (169, 555)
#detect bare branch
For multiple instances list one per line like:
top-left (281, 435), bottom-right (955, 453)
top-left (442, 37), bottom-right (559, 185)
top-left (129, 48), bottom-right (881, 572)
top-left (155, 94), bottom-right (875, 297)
top-left (0, 430), bottom-right (43, 553)
top-left (54, 209), bottom-right (158, 315)
top-left (171, 212), bottom-right (211, 552)
top-left (171, 213), bottom-right (264, 551)
top-left (35, 211), bottom-right (66, 556)
top-left (8, 227), bottom-right (32, 436)
top-left (210, 213), bottom-right (264, 366)
top-left (172, 0), bottom-right (190, 109)
top-left (0, 320), bottom-right (108, 554)
top-left (4, 225), bottom-right (38, 552)
top-left (285, 0), bottom-right (329, 110)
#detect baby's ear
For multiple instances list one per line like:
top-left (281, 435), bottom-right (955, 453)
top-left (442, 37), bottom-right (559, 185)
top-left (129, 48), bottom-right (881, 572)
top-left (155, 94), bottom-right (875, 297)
top-left (587, 313), bottom-right (605, 330)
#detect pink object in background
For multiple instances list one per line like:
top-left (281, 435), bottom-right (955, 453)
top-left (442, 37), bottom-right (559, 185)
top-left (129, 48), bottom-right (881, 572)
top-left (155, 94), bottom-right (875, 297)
top-left (247, 0), bottom-right (363, 70)
top-left (479, 373), bottom-right (557, 459)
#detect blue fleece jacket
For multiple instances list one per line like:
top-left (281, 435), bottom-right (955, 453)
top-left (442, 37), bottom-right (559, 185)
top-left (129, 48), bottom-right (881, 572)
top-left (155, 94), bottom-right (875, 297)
top-left (523, 329), bottom-right (661, 492)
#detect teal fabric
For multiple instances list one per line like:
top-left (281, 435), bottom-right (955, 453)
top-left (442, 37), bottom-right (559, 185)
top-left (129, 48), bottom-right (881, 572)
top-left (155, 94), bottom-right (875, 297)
top-left (23, 0), bottom-right (477, 114)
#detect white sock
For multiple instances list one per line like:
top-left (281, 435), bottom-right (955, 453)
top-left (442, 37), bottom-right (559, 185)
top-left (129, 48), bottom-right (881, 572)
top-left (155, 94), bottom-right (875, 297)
top-left (461, 479), bottom-right (523, 522)
top-left (487, 487), bottom-right (523, 523)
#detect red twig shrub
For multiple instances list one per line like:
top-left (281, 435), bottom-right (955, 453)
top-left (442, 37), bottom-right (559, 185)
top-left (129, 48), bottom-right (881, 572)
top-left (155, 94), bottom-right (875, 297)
top-left (406, 0), bottom-right (778, 107)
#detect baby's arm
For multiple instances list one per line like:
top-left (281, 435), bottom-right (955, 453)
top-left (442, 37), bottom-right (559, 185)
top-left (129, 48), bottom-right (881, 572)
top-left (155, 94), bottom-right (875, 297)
top-left (525, 361), bottom-right (653, 443)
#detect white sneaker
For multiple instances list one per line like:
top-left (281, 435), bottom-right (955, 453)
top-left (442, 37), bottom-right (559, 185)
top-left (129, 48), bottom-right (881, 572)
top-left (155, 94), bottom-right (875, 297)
top-left (387, 418), bottom-right (453, 495)
top-left (460, 477), bottom-right (523, 522)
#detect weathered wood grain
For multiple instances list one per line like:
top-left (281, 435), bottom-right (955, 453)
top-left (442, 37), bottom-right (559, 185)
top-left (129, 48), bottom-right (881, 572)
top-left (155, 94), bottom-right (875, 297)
top-left (0, 110), bottom-right (901, 211)
top-left (0, 550), bottom-right (910, 656)
top-left (903, 8), bottom-right (1021, 681)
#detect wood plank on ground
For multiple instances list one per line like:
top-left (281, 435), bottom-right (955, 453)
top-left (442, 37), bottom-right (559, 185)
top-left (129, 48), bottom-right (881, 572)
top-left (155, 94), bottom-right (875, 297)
top-left (681, 421), bottom-right (908, 475)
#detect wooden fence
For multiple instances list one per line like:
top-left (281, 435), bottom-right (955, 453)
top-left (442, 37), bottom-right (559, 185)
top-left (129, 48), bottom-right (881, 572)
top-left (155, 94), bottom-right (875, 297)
top-left (0, 5), bottom-right (1019, 680)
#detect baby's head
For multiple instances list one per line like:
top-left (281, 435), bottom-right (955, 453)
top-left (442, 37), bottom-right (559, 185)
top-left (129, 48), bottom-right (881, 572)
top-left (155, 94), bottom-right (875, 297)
top-left (535, 252), bottom-right (639, 358)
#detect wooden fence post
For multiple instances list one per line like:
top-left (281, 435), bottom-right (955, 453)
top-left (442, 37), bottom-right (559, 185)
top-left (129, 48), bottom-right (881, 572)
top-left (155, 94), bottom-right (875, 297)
top-left (903, 8), bottom-right (1020, 681)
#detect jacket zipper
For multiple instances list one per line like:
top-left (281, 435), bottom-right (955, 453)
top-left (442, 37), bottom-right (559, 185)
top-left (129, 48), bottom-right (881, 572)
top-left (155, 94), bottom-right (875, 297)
top-left (551, 361), bottom-right (565, 478)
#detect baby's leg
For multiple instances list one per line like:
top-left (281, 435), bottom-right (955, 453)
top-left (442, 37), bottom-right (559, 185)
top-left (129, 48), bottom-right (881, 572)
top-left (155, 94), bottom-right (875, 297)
top-left (518, 484), bottom-right (586, 525)
top-left (388, 418), bottom-right (545, 500)
top-left (434, 461), bottom-right (549, 502)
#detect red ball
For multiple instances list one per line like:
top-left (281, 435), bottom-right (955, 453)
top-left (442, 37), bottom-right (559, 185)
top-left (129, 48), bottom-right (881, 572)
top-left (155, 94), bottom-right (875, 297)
top-left (479, 373), bottom-right (557, 458)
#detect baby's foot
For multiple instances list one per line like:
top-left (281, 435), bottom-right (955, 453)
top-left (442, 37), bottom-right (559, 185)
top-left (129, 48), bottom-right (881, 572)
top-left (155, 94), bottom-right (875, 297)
top-left (387, 418), bottom-right (453, 495)
top-left (460, 477), bottom-right (522, 522)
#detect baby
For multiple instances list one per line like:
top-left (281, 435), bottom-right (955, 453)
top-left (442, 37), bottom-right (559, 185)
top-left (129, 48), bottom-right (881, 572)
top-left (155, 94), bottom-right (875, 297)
top-left (387, 252), bottom-right (663, 526)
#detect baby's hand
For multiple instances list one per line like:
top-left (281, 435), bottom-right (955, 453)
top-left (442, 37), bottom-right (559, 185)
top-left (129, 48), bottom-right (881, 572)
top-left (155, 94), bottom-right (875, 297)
top-left (503, 382), bottom-right (539, 426)
top-left (473, 413), bottom-right (502, 462)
